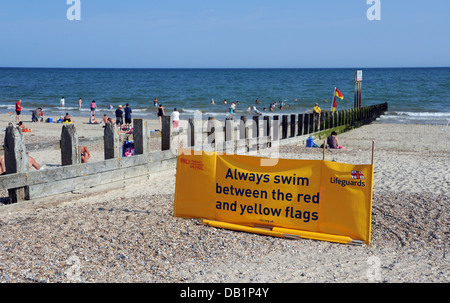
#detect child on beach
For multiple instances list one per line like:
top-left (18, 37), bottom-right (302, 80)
top-left (80, 146), bottom-right (91, 163)
top-left (172, 108), bottom-right (180, 130)
top-left (229, 102), bottom-right (236, 118)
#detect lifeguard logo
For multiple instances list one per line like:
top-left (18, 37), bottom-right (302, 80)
top-left (330, 170), bottom-right (366, 188)
top-left (352, 170), bottom-right (365, 180)
top-left (180, 158), bottom-right (204, 171)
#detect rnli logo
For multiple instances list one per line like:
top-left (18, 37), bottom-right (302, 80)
top-left (351, 171), bottom-right (365, 180)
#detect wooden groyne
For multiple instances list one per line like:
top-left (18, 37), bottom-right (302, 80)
top-left (1, 103), bottom-right (388, 204)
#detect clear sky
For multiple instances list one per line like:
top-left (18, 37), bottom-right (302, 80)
top-left (0, 0), bottom-right (449, 68)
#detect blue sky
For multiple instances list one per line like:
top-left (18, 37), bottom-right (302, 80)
top-left (0, 0), bottom-right (449, 68)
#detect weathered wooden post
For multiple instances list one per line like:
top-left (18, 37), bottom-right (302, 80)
top-left (303, 113), bottom-right (309, 135)
top-left (263, 116), bottom-right (271, 148)
top-left (297, 114), bottom-right (304, 136)
top-left (308, 113), bottom-right (314, 134)
top-left (104, 122), bottom-right (121, 159)
top-left (188, 118), bottom-right (195, 147)
top-left (61, 123), bottom-right (80, 166)
top-left (207, 117), bottom-right (216, 146)
top-left (273, 115), bottom-right (280, 142)
top-left (4, 126), bottom-right (28, 203)
top-left (251, 115), bottom-right (260, 152)
top-left (281, 115), bottom-right (288, 139)
top-left (290, 114), bottom-right (296, 137)
top-left (239, 116), bottom-right (248, 140)
top-left (133, 118), bottom-right (150, 155)
top-left (225, 118), bottom-right (234, 153)
top-left (161, 115), bottom-right (171, 151)
top-left (235, 116), bottom-right (247, 154)
top-left (323, 112), bottom-right (329, 130)
top-left (319, 112), bottom-right (325, 131)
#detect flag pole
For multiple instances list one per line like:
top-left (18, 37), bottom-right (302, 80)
top-left (331, 87), bottom-right (336, 112)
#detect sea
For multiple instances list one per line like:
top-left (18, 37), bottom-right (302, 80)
top-left (0, 67), bottom-right (449, 125)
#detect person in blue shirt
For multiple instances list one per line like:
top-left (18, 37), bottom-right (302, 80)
top-left (115, 105), bottom-right (124, 128)
top-left (124, 103), bottom-right (132, 130)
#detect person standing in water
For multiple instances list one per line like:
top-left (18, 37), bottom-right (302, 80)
top-left (157, 104), bottom-right (165, 125)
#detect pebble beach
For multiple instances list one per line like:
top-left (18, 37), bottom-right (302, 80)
top-left (0, 114), bottom-right (449, 283)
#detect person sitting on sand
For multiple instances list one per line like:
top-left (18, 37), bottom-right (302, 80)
top-left (89, 114), bottom-right (99, 124)
top-left (32, 107), bottom-right (43, 122)
top-left (63, 113), bottom-right (72, 123)
top-left (80, 146), bottom-right (91, 163)
top-left (327, 131), bottom-right (345, 149)
top-left (17, 121), bottom-right (25, 130)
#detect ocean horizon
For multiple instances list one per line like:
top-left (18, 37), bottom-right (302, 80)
top-left (1, 67), bottom-right (449, 124)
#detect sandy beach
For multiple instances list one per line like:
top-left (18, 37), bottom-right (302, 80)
top-left (0, 113), bottom-right (448, 283)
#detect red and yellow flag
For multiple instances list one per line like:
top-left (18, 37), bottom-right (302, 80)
top-left (335, 88), bottom-right (344, 100)
top-left (332, 88), bottom-right (344, 112)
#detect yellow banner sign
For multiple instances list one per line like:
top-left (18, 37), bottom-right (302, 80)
top-left (174, 149), bottom-right (374, 245)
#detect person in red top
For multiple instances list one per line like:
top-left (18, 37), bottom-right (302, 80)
top-left (15, 99), bottom-right (22, 122)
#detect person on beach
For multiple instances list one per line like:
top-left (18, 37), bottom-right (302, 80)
top-left (15, 99), bottom-right (22, 123)
top-left (32, 107), bottom-right (43, 122)
top-left (115, 105), bottom-right (124, 127)
top-left (229, 102), bottom-right (236, 119)
top-left (90, 100), bottom-right (97, 115)
top-left (157, 104), bottom-right (164, 124)
top-left (63, 113), bottom-right (72, 123)
top-left (80, 146), bottom-right (91, 163)
top-left (0, 154), bottom-right (41, 175)
top-left (172, 108), bottom-right (180, 130)
top-left (89, 114), bottom-right (99, 124)
top-left (60, 97), bottom-right (65, 108)
top-left (102, 114), bottom-right (108, 125)
top-left (327, 131), bottom-right (345, 149)
top-left (79, 98), bottom-right (82, 109)
top-left (313, 103), bottom-right (321, 130)
top-left (124, 103), bottom-right (132, 130)
top-left (17, 121), bottom-right (25, 130)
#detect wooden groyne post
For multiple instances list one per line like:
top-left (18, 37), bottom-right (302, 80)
top-left (104, 122), bottom-right (121, 159)
top-left (61, 124), bottom-right (80, 166)
top-left (3, 126), bottom-right (28, 203)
